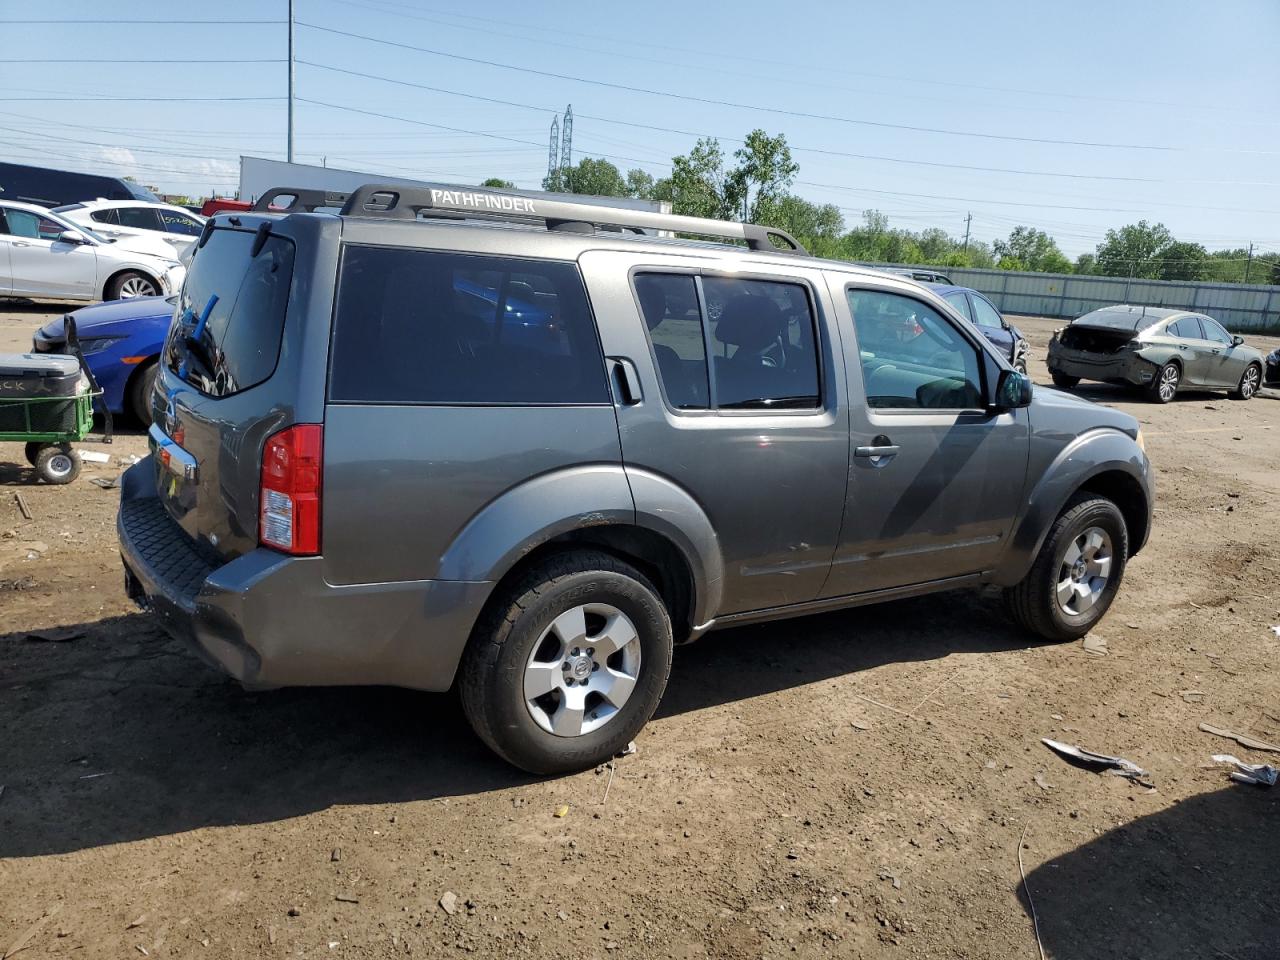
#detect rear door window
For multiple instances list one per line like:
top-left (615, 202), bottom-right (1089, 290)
top-left (117, 206), bottom-right (163, 231)
top-left (943, 291), bottom-right (973, 323)
top-left (970, 295), bottom-right (1004, 329)
top-left (329, 246), bottom-right (609, 405)
top-left (161, 210), bottom-right (204, 235)
top-left (163, 226), bottom-right (295, 396)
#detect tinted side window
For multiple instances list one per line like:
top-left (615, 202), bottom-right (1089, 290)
top-left (117, 207), bottom-right (163, 231)
top-left (970, 295), bottom-right (1004, 329)
top-left (164, 227), bottom-right (295, 397)
top-left (161, 211), bottom-right (203, 235)
top-left (91, 209), bottom-right (120, 225)
top-left (848, 289), bottom-right (984, 409)
top-left (943, 291), bottom-right (973, 323)
top-left (1200, 317), bottom-right (1232, 344)
top-left (635, 274), bottom-right (708, 409)
top-left (1169, 318), bottom-right (1195, 339)
top-left (330, 247), bottom-right (608, 405)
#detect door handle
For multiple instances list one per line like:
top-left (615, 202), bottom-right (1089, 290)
top-left (855, 434), bottom-right (900, 463)
top-left (609, 357), bottom-right (643, 405)
top-left (13, 241), bottom-right (32, 247)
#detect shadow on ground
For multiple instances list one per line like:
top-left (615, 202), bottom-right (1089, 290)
top-left (0, 590), bottom-right (1033, 858)
top-left (1020, 787), bottom-right (1280, 959)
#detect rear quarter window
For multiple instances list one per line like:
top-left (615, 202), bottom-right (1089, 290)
top-left (328, 246), bottom-right (609, 405)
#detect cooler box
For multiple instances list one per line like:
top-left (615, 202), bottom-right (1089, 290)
top-left (0, 353), bottom-right (86, 433)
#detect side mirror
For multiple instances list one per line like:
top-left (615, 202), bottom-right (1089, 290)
top-left (57, 230), bottom-right (88, 245)
top-left (993, 369), bottom-right (1033, 410)
top-left (1232, 335), bottom-right (1244, 347)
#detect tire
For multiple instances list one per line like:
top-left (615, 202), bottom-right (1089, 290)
top-left (34, 444), bottom-right (81, 485)
top-left (1147, 360), bottom-right (1180, 403)
top-left (1004, 493), bottom-right (1129, 642)
top-left (24, 442), bottom-right (41, 467)
top-left (1230, 363), bottom-right (1262, 401)
top-left (1051, 372), bottom-right (1079, 388)
top-left (107, 271), bottom-right (159, 300)
top-left (128, 360), bottom-right (159, 425)
top-left (459, 550), bottom-right (674, 774)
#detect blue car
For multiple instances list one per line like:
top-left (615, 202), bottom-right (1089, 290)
top-left (926, 283), bottom-right (1028, 373)
top-left (32, 296), bottom-right (173, 424)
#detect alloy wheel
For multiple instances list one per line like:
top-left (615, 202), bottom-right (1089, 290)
top-left (1056, 526), bottom-right (1113, 617)
top-left (1241, 365), bottom-right (1260, 399)
top-left (523, 603), bottom-right (642, 737)
top-left (119, 275), bottom-right (158, 298)
top-left (1158, 364), bottom-right (1179, 402)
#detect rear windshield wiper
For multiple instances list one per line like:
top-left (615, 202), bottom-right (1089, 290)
top-left (717, 395), bottom-right (818, 410)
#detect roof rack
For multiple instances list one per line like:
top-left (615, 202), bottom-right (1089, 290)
top-left (338, 184), bottom-right (809, 255)
top-left (251, 187), bottom-right (351, 213)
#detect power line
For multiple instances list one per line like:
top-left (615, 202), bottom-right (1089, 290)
top-left (0, 58), bottom-right (284, 63)
top-left (294, 21), bottom-right (1187, 153)
top-left (0, 96), bottom-right (284, 102)
top-left (0, 18), bottom-right (285, 24)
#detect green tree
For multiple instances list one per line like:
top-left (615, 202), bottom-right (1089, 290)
top-left (544, 157), bottom-right (627, 197)
top-left (760, 194), bottom-right (844, 256)
top-left (725, 129), bottom-right (798, 222)
top-left (480, 177), bottom-right (515, 189)
top-left (1074, 253), bottom-right (1097, 275)
top-left (667, 137), bottom-right (734, 219)
top-left (624, 168), bottom-right (657, 200)
top-left (1095, 221), bottom-right (1174, 279)
top-left (993, 226), bottom-right (1071, 273)
top-left (1158, 240), bottom-right (1209, 281)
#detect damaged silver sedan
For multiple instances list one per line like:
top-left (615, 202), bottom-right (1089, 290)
top-left (1046, 305), bottom-right (1266, 403)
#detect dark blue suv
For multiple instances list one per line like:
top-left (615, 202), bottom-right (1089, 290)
top-left (928, 283), bottom-right (1028, 373)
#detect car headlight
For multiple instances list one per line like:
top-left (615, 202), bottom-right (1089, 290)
top-left (78, 336), bottom-right (126, 356)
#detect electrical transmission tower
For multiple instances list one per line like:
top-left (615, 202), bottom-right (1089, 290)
top-left (558, 105), bottom-right (573, 192)
top-left (546, 115), bottom-right (560, 190)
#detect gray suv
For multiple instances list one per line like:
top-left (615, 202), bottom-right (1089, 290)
top-left (118, 186), bottom-right (1153, 773)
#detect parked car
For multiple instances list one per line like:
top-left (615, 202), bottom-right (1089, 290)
top-left (0, 199), bottom-right (185, 302)
top-left (32, 296), bottom-right (172, 424)
top-left (52, 200), bottom-right (206, 255)
top-left (118, 186), bottom-right (1152, 774)
top-left (0, 160), bottom-right (163, 207)
top-left (1265, 347), bottom-right (1280, 388)
top-left (928, 283), bottom-right (1028, 373)
top-left (1046, 305), bottom-right (1266, 403)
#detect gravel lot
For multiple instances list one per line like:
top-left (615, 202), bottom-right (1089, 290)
top-left (2, 299), bottom-right (1278, 959)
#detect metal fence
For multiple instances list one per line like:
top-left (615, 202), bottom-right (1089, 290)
top-left (861, 263), bottom-right (1280, 333)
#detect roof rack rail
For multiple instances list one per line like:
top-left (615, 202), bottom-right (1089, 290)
top-left (338, 184), bottom-right (809, 255)
top-left (251, 187), bottom-right (351, 213)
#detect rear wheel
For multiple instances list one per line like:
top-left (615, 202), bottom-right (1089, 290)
top-left (128, 360), bottom-right (159, 425)
top-left (108, 271), bottom-right (159, 300)
top-left (1147, 361), bottom-right (1180, 403)
top-left (34, 444), bottom-right (81, 485)
top-left (1051, 372), bottom-right (1079, 388)
top-left (459, 550), bottom-right (673, 774)
top-left (1231, 363), bottom-right (1261, 401)
top-left (1005, 493), bottom-right (1128, 642)
top-left (24, 442), bottom-right (41, 466)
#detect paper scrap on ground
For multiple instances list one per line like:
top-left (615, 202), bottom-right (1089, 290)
top-left (1082, 634), bottom-right (1108, 657)
top-left (1042, 738), bottom-right (1151, 784)
top-left (77, 450), bottom-right (110, 464)
top-left (1211, 754), bottom-right (1278, 787)
top-left (1198, 722), bottom-right (1280, 754)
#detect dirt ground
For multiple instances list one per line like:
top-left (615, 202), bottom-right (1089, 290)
top-left (2, 299), bottom-right (1278, 960)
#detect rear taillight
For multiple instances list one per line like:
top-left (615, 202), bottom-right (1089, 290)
top-left (259, 424), bottom-right (322, 555)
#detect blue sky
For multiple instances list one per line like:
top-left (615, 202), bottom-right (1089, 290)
top-left (1, 0), bottom-right (1278, 258)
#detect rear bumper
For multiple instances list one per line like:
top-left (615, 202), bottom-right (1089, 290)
top-left (116, 458), bottom-right (492, 692)
top-left (1046, 343), bottom-right (1155, 385)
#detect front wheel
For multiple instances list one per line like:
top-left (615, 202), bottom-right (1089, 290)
top-left (1231, 363), bottom-right (1261, 401)
top-left (128, 360), bottom-right (159, 425)
top-left (1051, 371), bottom-right (1079, 388)
top-left (34, 444), bottom-right (81, 485)
top-left (1005, 493), bottom-right (1129, 642)
top-left (108, 271), bottom-right (159, 300)
top-left (1147, 361), bottom-right (1180, 403)
top-left (458, 551), bottom-right (673, 774)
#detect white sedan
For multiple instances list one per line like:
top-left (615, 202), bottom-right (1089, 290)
top-left (0, 199), bottom-right (185, 301)
top-left (52, 199), bottom-right (206, 255)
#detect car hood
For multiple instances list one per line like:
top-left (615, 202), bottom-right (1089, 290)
top-left (1030, 384), bottom-right (1140, 440)
top-left (40, 296), bottom-right (174, 339)
top-left (101, 234), bottom-right (177, 260)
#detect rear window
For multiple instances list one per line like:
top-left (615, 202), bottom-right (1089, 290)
top-left (328, 246), bottom-right (609, 405)
top-left (163, 226), bottom-right (295, 397)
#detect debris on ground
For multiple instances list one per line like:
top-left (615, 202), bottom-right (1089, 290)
top-left (14, 492), bottom-right (33, 521)
top-left (1033, 773), bottom-right (1053, 792)
top-left (1041, 738), bottom-right (1151, 785)
top-left (89, 477), bottom-right (119, 489)
top-left (553, 805), bottom-right (570, 818)
top-left (1198, 722), bottom-right (1280, 753)
top-left (77, 450), bottom-right (110, 464)
top-left (1210, 754), bottom-right (1278, 787)
top-left (1270, 625), bottom-right (1280, 638)
top-left (618, 741), bottom-right (638, 757)
top-left (1082, 634), bottom-right (1108, 657)
top-left (439, 891), bottom-right (459, 915)
top-left (125, 915), bottom-right (146, 930)
top-left (1178, 690), bottom-right (1205, 704)
top-left (335, 893), bottom-right (359, 904)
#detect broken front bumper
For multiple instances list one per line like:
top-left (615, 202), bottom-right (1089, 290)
top-left (1045, 342), bottom-right (1157, 386)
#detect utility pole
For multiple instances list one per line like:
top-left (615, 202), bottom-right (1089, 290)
top-left (962, 212), bottom-right (972, 252)
top-left (287, 0), bottom-right (295, 163)
top-left (1244, 242), bottom-right (1254, 284)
